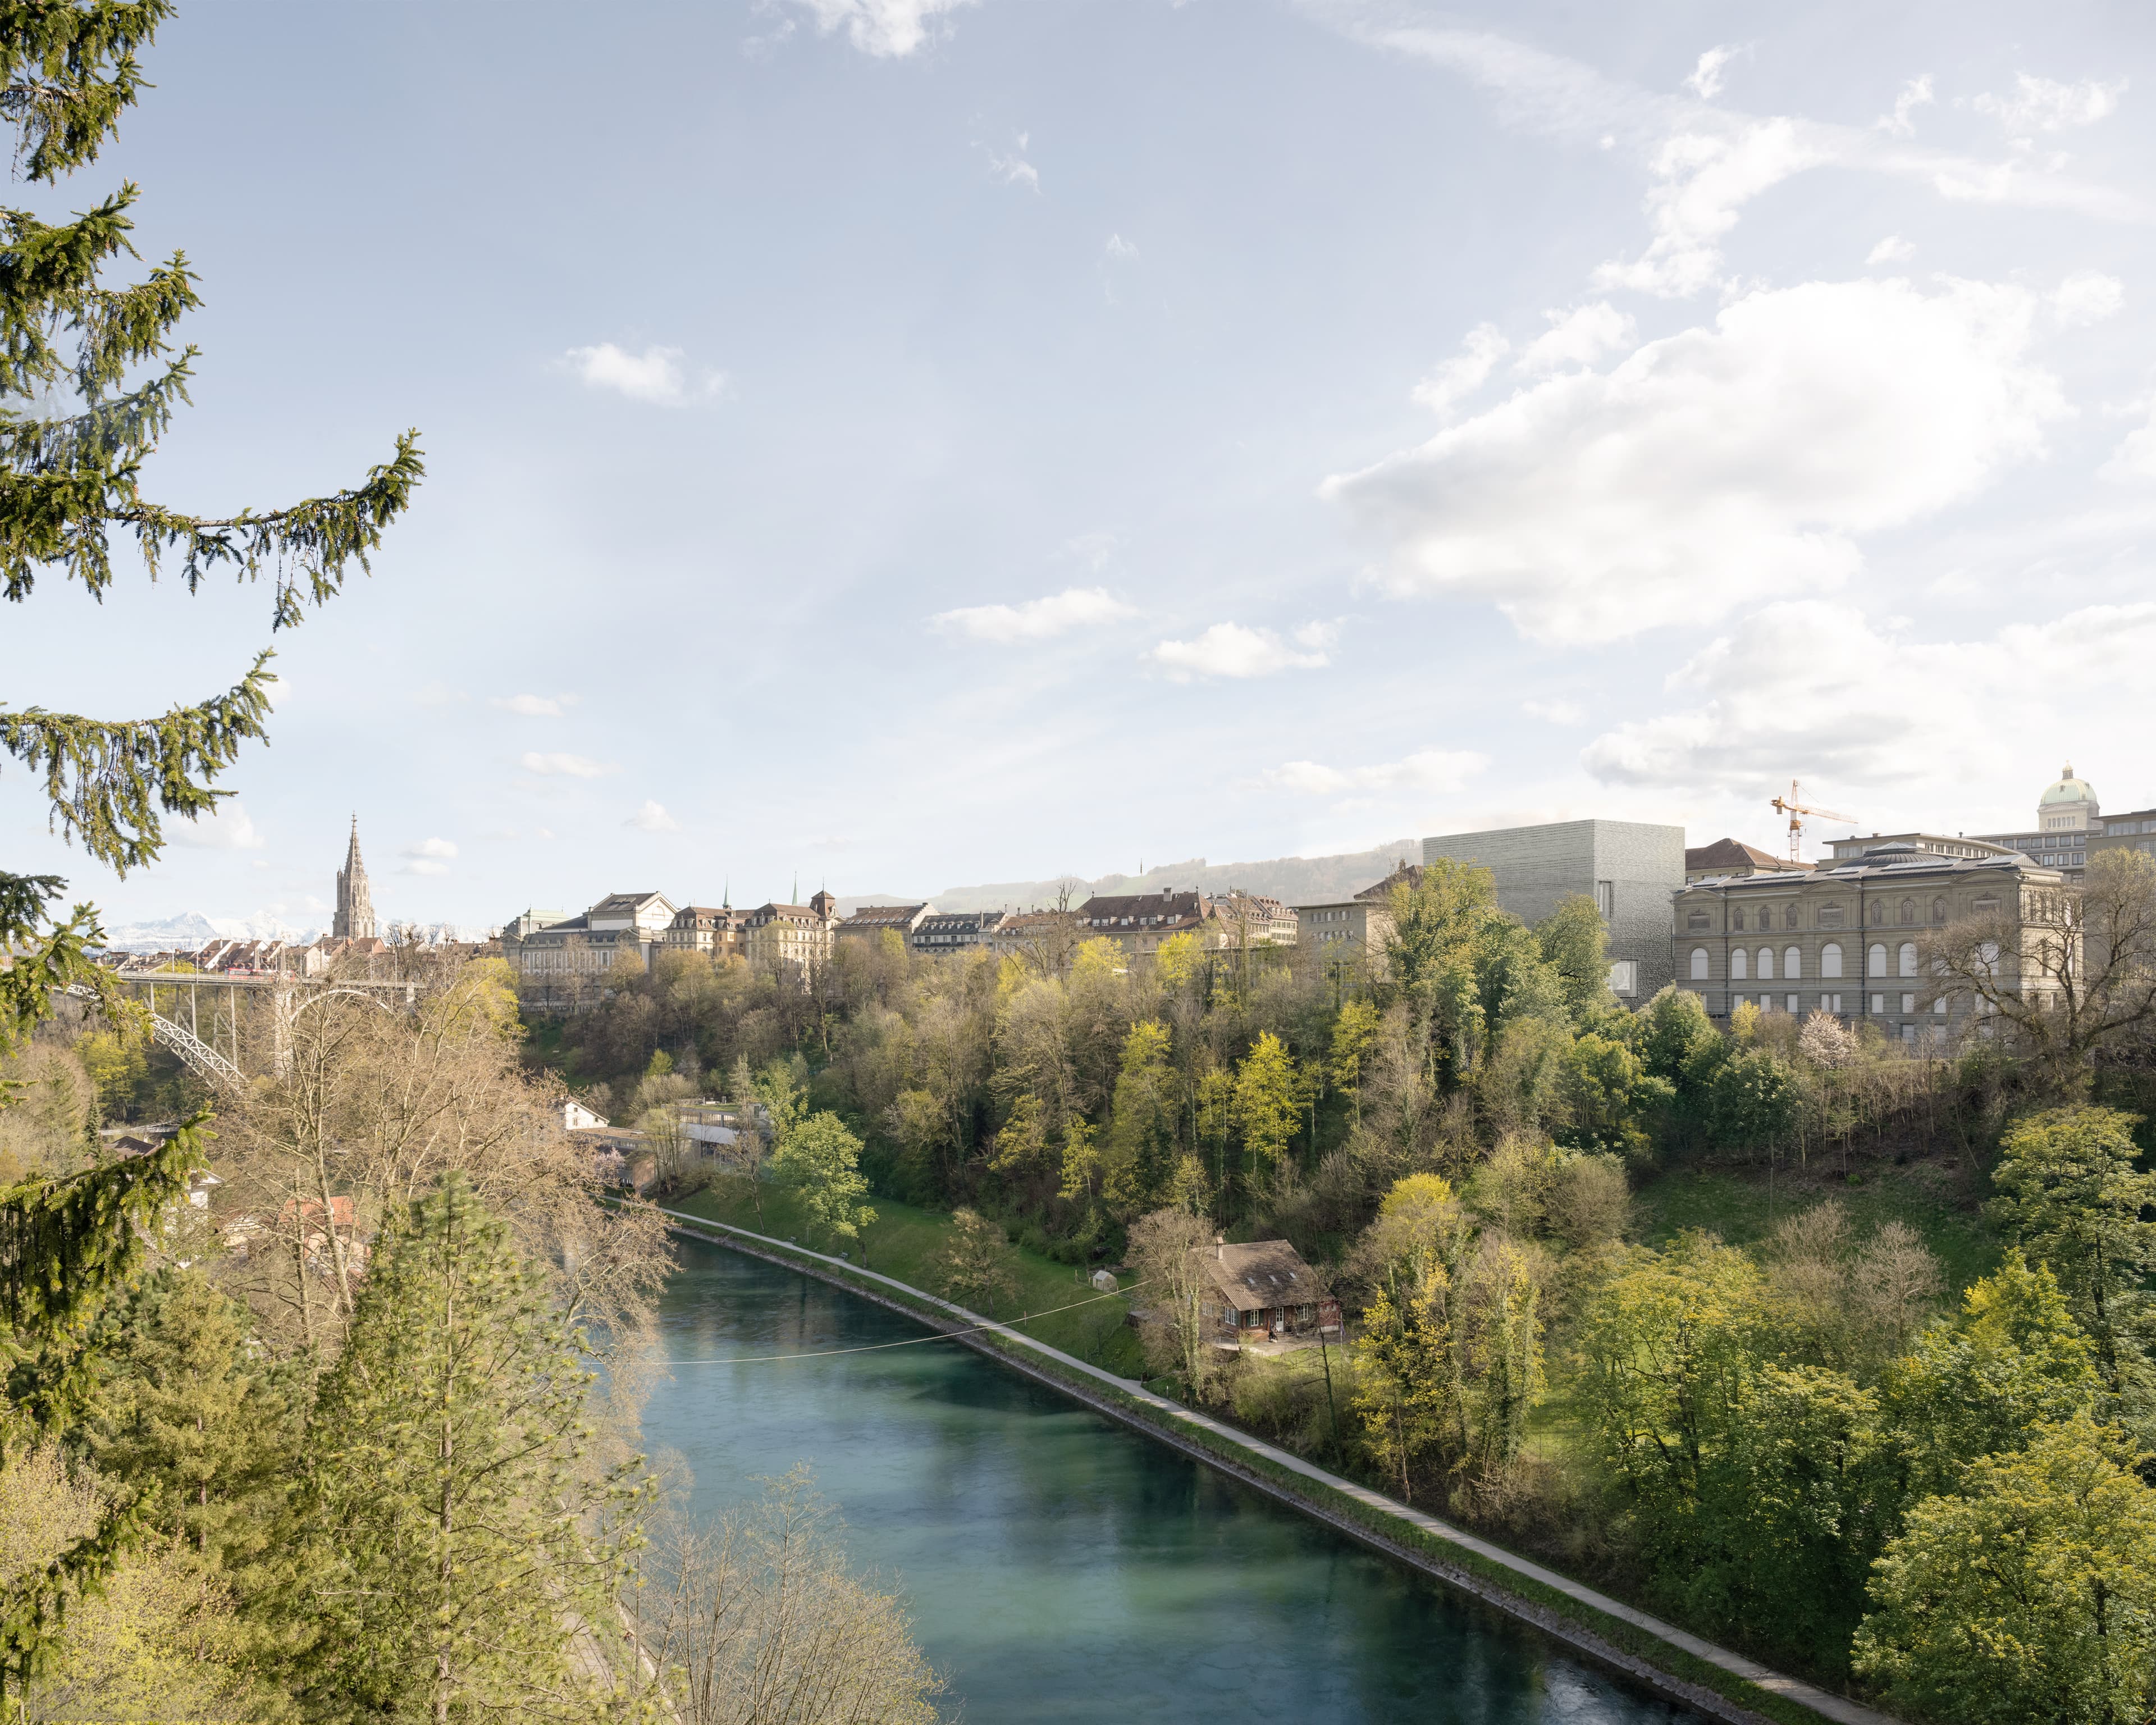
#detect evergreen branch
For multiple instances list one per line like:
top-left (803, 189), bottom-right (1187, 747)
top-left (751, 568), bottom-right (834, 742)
top-left (0, 882), bottom-right (139, 1063)
top-left (122, 428), bottom-right (426, 628)
top-left (0, 184), bottom-right (143, 394)
top-left (0, 344), bottom-right (188, 472)
top-left (0, 649), bottom-right (273, 874)
top-left (0, 1), bottom-right (170, 182)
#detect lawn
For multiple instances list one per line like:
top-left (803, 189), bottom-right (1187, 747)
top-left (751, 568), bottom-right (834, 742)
top-left (666, 1176), bottom-right (1148, 1377)
top-left (1630, 1157), bottom-right (2000, 1293)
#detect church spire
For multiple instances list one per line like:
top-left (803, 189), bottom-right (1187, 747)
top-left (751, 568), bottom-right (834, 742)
top-left (334, 815), bottom-right (376, 941)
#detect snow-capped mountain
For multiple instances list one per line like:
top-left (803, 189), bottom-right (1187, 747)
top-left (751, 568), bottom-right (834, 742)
top-left (96, 911), bottom-right (323, 952)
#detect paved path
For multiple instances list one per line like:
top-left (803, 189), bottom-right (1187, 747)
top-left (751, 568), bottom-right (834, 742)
top-left (655, 1204), bottom-right (1900, 1725)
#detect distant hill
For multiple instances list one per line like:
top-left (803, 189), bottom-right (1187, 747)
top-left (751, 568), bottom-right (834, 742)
top-left (837, 839), bottom-right (1422, 918)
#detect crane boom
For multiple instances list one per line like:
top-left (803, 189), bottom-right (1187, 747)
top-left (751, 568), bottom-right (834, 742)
top-left (1769, 781), bottom-right (1856, 862)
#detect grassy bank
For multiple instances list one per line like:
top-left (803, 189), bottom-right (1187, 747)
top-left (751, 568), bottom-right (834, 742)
top-left (665, 1176), bottom-right (1148, 1376)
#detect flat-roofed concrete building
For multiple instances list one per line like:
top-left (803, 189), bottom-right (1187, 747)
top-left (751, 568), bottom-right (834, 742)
top-left (1424, 819), bottom-right (1684, 1003)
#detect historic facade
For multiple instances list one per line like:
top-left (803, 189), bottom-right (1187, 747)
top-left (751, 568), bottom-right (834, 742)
top-left (334, 818), bottom-right (376, 941)
top-left (1674, 841), bottom-right (2067, 1043)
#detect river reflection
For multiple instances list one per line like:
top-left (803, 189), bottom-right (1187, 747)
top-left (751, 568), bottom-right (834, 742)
top-left (643, 1238), bottom-right (1702, 1725)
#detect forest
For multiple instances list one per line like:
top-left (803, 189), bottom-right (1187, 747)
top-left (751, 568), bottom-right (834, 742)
top-left (532, 851), bottom-right (2156, 1725)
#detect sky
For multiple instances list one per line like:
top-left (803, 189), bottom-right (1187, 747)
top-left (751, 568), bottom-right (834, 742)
top-left (8, 0), bottom-right (2156, 933)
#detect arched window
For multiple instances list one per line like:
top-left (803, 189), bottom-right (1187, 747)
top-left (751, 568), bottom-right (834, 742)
top-left (1784, 946), bottom-right (1802, 979)
top-left (1690, 947), bottom-right (1710, 980)
top-left (1732, 947), bottom-right (1748, 980)
top-left (1899, 941), bottom-right (1918, 976)
top-left (1757, 947), bottom-right (1775, 980)
top-left (1868, 943), bottom-right (1888, 977)
top-left (1869, 899), bottom-right (1884, 925)
top-left (1732, 906), bottom-right (1746, 932)
top-left (1784, 905), bottom-right (1799, 931)
top-left (1931, 897), bottom-right (1947, 925)
top-left (1978, 940), bottom-right (1999, 976)
top-left (1821, 942), bottom-right (1844, 978)
top-left (1900, 898), bottom-right (1916, 926)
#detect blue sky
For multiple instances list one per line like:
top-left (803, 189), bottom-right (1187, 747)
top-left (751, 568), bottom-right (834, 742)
top-left (9, 0), bottom-right (2156, 932)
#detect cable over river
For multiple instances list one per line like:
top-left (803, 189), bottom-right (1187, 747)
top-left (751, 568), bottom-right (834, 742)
top-left (645, 1236), bottom-right (1703, 1725)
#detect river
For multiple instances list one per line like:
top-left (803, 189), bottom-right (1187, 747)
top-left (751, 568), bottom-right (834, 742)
top-left (643, 1237), bottom-right (1702, 1724)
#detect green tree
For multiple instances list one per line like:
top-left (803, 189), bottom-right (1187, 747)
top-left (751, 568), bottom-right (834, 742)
top-left (1104, 1020), bottom-right (1177, 1212)
top-left (1536, 893), bottom-right (1613, 1023)
top-left (1885, 1251), bottom-right (2102, 1499)
top-left (1855, 1414), bottom-right (2156, 1725)
top-left (1637, 984), bottom-right (1721, 1087)
top-left (1232, 1032), bottom-right (1300, 1183)
top-left (1350, 1262), bottom-right (1460, 1502)
top-left (1328, 998), bottom-right (1382, 1124)
top-left (1706, 1047), bottom-right (1798, 1154)
top-left (0, 4), bottom-right (419, 1696)
top-left (1467, 1243), bottom-right (1545, 1470)
top-left (1988, 1106), bottom-right (2156, 1398)
top-left (772, 1112), bottom-right (877, 1252)
top-left (930, 1207), bottom-right (1020, 1316)
top-left (1557, 1032), bottom-right (1672, 1162)
top-left (284, 1178), bottom-right (641, 1718)
top-left (85, 1267), bottom-right (298, 1569)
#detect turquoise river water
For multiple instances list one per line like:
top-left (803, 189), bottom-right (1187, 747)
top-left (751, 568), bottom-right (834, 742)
top-left (643, 1238), bottom-right (1703, 1725)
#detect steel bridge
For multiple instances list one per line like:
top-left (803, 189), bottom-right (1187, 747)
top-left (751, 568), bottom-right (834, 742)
top-left (73, 970), bottom-right (419, 1093)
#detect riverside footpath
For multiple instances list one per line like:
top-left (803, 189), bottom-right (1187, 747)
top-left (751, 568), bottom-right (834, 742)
top-left (648, 1203), bottom-right (1901, 1725)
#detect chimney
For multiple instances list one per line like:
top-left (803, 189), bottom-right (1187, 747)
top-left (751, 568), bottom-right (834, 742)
top-left (1216, 1235), bottom-right (1225, 1261)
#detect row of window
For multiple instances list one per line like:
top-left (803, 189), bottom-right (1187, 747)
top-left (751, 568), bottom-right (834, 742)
top-left (1690, 941), bottom-right (1926, 982)
top-left (1688, 893), bottom-right (1995, 934)
top-left (1723, 989), bottom-right (1947, 1020)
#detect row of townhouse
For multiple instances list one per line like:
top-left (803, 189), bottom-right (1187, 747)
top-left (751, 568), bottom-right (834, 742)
top-left (503, 890), bottom-right (844, 986)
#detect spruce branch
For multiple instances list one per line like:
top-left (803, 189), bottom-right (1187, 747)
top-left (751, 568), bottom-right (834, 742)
top-left (0, 649), bottom-right (274, 874)
top-left (0, 1), bottom-right (170, 183)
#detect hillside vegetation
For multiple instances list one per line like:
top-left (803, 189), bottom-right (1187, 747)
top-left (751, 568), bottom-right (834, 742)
top-left (536, 851), bottom-right (2156, 1723)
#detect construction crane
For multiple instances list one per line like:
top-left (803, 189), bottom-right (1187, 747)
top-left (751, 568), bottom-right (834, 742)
top-left (1770, 781), bottom-right (1856, 863)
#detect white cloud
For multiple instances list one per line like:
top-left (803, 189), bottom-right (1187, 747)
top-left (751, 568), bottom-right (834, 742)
top-left (1877, 75), bottom-right (1934, 138)
top-left (403, 837), bottom-right (458, 860)
top-left (2052, 270), bottom-right (2125, 327)
top-left (1514, 302), bottom-right (1635, 376)
top-left (1973, 75), bottom-right (2127, 138)
top-left (1149, 622), bottom-right (1332, 680)
top-left (171, 800), bottom-right (265, 851)
top-left (783, 0), bottom-right (975, 57)
top-left (1523, 699), bottom-right (1586, 725)
top-left (1322, 276), bottom-right (2067, 644)
top-left (2101, 407), bottom-right (2156, 482)
top-left (627, 800), bottom-right (682, 833)
top-left (404, 859), bottom-right (450, 877)
top-left (933, 586), bottom-right (1135, 642)
top-left (987, 134), bottom-right (1039, 191)
top-left (1592, 114), bottom-right (1824, 296)
top-left (1581, 600), bottom-right (2156, 796)
top-left (1867, 234), bottom-right (1916, 265)
top-left (1412, 323), bottom-right (1509, 414)
top-left (1106, 234), bottom-right (1139, 260)
top-left (1683, 45), bottom-right (1738, 102)
top-left (491, 692), bottom-right (577, 717)
top-left (1267, 748), bottom-right (1488, 797)
top-left (563, 343), bottom-right (724, 407)
top-left (520, 751), bottom-right (611, 778)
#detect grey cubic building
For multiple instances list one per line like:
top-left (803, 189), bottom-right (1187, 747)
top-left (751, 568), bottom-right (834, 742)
top-left (1423, 819), bottom-right (1685, 1003)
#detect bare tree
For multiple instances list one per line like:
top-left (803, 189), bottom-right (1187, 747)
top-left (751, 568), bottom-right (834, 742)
top-left (633, 1468), bottom-right (944, 1725)
top-left (1926, 850), bottom-right (2156, 1094)
top-left (1126, 1207), bottom-right (1223, 1399)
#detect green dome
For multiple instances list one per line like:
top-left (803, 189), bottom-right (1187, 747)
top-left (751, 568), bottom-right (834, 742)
top-left (2040, 764), bottom-right (2096, 806)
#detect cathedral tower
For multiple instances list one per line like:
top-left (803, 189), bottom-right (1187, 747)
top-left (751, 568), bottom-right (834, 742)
top-left (334, 816), bottom-right (376, 940)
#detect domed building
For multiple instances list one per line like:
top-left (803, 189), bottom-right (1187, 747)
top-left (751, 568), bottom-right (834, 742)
top-left (2035, 764), bottom-right (2099, 836)
top-left (1972, 764), bottom-right (2156, 882)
